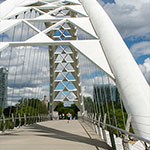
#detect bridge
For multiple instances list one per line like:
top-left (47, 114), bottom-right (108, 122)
top-left (0, 120), bottom-right (112, 150)
top-left (0, 0), bottom-right (150, 149)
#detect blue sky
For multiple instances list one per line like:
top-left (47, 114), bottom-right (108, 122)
top-left (99, 0), bottom-right (150, 84)
top-left (0, 0), bottom-right (5, 3)
top-left (100, 0), bottom-right (150, 63)
top-left (0, 0), bottom-right (149, 104)
top-left (102, 0), bottom-right (115, 4)
top-left (80, 0), bottom-right (150, 97)
top-left (0, 0), bottom-right (149, 65)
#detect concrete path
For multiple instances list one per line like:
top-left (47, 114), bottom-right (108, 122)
top-left (0, 120), bottom-right (111, 150)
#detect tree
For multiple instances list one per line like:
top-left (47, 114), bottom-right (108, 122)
top-left (0, 107), bottom-right (2, 116)
top-left (54, 102), bottom-right (79, 119)
top-left (84, 96), bottom-right (94, 113)
top-left (3, 106), bottom-right (16, 117)
top-left (15, 98), bottom-right (48, 116)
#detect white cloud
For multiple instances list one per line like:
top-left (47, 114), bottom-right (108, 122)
top-left (0, 46), bottom-right (50, 104)
top-left (130, 41), bottom-right (150, 59)
top-left (100, 0), bottom-right (150, 38)
top-left (79, 52), bottom-right (115, 97)
top-left (97, 0), bottom-right (105, 6)
top-left (7, 101), bottom-right (17, 106)
top-left (79, 53), bottom-right (99, 75)
top-left (139, 58), bottom-right (150, 84)
top-left (81, 74), bottom-right (115, 98)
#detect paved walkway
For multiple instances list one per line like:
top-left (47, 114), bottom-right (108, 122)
top-left (0, 120), bottom-right (111, 150)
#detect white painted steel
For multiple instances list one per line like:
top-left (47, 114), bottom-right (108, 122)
top-left (4, 7), bottom-right (30, 19)
top-left (0, 43), bottom-right (9, 52)
top-left (25, 32), bottom-right (53, 43)
top-left (0, 20), bottom-right (21, 34)
top-left (0, 0), bottom-right (150, 140)
top-left (71, 40), bottom-right (114, 79)
top-left (33, 14), bottom-right (56, 20)
top-left (65, 0), bottom-right (81, 5)
top-left (37, 3), bottom-right (58, 9)
top-left (66, 5), bottom-right (88, 16)
top-left (0, 0), bottom-right (26, 19)
top-left (67, 18), bottom-right (97, 38)
top-left (20, 0), bottom-right (40, 7)
top-left (81, 0), bottom-right (150, 140)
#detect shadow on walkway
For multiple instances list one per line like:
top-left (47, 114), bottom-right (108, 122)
top-left (29, 123), bottom-right (112, 150)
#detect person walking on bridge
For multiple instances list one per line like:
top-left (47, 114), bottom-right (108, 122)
top-left (66, 112), bottom-right (71, 123)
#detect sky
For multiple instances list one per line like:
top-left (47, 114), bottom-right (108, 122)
top-left (0, 0), bottom-right (5, 3)
top-left (98, 0), bottom-right (150, 84)
top-left (0, 0), bottom-right (150, 105)
top-left (0, 0), bottom-right (149, 85)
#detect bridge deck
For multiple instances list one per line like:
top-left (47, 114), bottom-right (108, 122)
top-left (0, 120), bottom-right (111, 150)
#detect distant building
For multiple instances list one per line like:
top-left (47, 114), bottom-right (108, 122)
top-left (93, 84), bottom-right (120, 104)
top-left (43, 95), bottom-right (48, 107)
top-left (0, 67), bottom-right (8, 108)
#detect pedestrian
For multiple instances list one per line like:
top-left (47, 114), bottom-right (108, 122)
top-left (62, 113), bottom-right (65, 119)
top-left (66, 112), bottom-right (71, 123)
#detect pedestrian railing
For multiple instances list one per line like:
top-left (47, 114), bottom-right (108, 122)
top-left (0, 114), bottom-right (50, 132)
top-left (79, 115), bottom-right (150, 150)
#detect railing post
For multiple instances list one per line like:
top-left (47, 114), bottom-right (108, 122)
top-left (48, 112), bottom-right (50, 121)
top-left (18, 113), bottom-right (21, 128)
top-left (92, 113), bottom-right (95, 130)
top-left (24, 113), bottom-right (26, 126)
top-left (38, 114), bottom-right (40, 122)
top-left (108, 115), bottom-right (116, 150)
top-left (87, 114), bottom-right (90, 127)
top-left (94, 115), bottom-right (97, 133)
top-left (102, 113), bottom-right (107, 142)
top-left (2, 113), bottom-right (6, 132)
top-left (81, 113), bottom-right (84, 123)
top-left (11, 113), bottom-right (15, 129)
top-left (88, 114), bottom-right (91, 126)
top-left (33, 115), bottom-right (35, 124)
top-left (28, 113), bottom-right (30, 125)
top-left (97, 115), bottom-right (102, 139)
top-left (144, 142), bottom-right (150, 150)
top-left (35, 115), bottom-right (37, 123)
top-left (122, 114), bottom-right (132, 150)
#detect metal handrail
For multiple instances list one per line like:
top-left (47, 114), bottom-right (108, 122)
top-left (0, 115), bottom-right (49, 121)
top-left (82, 116), bottom-right (150, 144)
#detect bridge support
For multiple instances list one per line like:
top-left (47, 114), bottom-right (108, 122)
top-left (81, 0), bottom-right (150, 140)
top-left (2, 113), bottom-right (6, 132)
top-left (47, 12), bottom-right (83, 118)
top-left (122, 114), bottom-right (132, 150)
top-left (11, 113), bottom-right (15, 129)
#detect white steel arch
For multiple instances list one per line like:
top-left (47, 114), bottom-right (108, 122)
top-left (0, 0), bottom-right (150, 140)
top-left (81, 0), bottom-right (150, 140)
